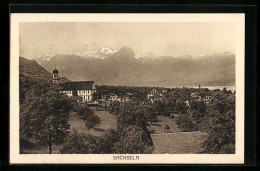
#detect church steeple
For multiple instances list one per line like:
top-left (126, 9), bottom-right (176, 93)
top-left (53, 66), bottom-right (59, 84)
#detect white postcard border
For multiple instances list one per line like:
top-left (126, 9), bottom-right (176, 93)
top-left (10, 13), bottom-right (245, 164)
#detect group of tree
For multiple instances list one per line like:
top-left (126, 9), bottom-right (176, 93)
top-left (177, 88), bottom-right (236, 154)
top-left (60, 101), bottom-right (155, 154)
top-left (19, 57), bottom-right (77, 154)
top-left (75, 106), bottom-right (101, 129)
top-left (109, 102), bottom-right (155, 153)
top-left (20, 88), bottom-right (73, 154)
top-left (139, 86), bottom-right (236, 154)
top-left (201, 91), bottom-right (235, 153)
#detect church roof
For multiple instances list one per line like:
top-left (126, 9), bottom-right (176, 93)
top-left (62, 81), bottom-right (95, 91)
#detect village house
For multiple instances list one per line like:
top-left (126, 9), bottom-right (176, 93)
top-left (204, 95), bottom-right (213, 103)
top-left (109, 94), bottom-right (120, 101)
top-left (147, 87), bottom-right (162, 99)
top-left (190, 92), bottom-right (202, 102)
top-left (147, 87), bottom-right (167, 101)
top-left (122, 93), bottom-right (134, 102)
top-left (190, 92), bottom-right (213, 104)
top-left (53, 68), bottom-right (96, 102)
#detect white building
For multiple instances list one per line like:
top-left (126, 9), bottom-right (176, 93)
top-left (147, 88), bottom-right (163, 99)
top-left (110, 94), bottom-right (120, 101)
top-left (204, 96), bottom-right (213, 103)
top-left (61, 81), bottom-right (96, 102)
top-left (52, 68), bottom-right (96, 102)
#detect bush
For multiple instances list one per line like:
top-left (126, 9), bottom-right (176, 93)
top-left (60, 130), bottom-right (101, 154)
top-left (76, 106), bottom-right (94, 120)
top-left (72, 103), bottom-right (80, 112)
top-left (163, 124), bottom-right (172, 133)
top-left (112, 125), bottom-right (154, 154)
top-left (97, 129), bottom-right (120, 153)
top-left (202, 92), bottom-right (235, 154)
top-left (85, 114), bottom-right (101, 129)
top-left (202, 110), bottom-right (235, 154)
top-left (149, 127), bottom-right (156, 134)
top-left (20, 138), bottom-right (38, 153)
top-left (175, 114), bottom-right (198, 132)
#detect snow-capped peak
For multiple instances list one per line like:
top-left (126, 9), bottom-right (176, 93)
top-left (100, 47), bottom-right (118, 55)
top-left (34, 55), bottom-right (53, 64)
top-left (75, 47), bottom-right (118, 59)
top-left (135, 51), bottom-right (159, 59)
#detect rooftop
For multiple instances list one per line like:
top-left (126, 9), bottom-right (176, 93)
top-left (62, 81), bottom-right (95, 91)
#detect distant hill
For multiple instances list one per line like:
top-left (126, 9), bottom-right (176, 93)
top-left (20, 56), bottom-right (52, 77)
top-left (19, 57), bottom-right (69, 103)
top-left (36, 47), bottom-right (235, 88)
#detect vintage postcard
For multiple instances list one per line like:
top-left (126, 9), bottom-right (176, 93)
top-left (10, 13), bottom-right (245, 164)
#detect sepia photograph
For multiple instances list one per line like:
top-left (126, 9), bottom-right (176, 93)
top-left (10, 13), bottom-right (245, 164)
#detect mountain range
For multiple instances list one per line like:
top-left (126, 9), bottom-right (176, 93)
top-left (34, 47), bottom-right (235, 88)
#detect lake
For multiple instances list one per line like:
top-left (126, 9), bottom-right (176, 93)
top-left (169, 85), bottom-right (236, 92)
top-left (202, 86), bottom-right (236, 91)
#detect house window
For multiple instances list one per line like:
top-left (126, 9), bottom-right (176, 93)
top-left (88, 96), bottom-right (89, 100)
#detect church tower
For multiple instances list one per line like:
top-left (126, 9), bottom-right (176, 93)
top-left (53, 67), bottom-right (59, 84)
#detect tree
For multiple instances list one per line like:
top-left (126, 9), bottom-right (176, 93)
top-left (144, 105), bottom-right (158, 124)
top-left (113, 125), bottom-right (154, 154)
top-left (175, 114), bottom-right (198, 132)
top-left (97, 128), bottom-right (121, 153)
top-left (116, 102), bottom-right (154, 147)
top-left (202, 92), bottom-right (235, 153)
top-left (76, 106), bottom-right (94, 120)
top-left (92, 91), bottom-right (98, 101)
top-left (85, 115), bottom-right (101, 129)
top-left (109, 100), bottom-right (120, 114)
top-left (20, 89), bottom-right (72, 154)
top-left (60, 130), bottom-right (101, 154)
top-left (174, 99), bottom-right (187, 114)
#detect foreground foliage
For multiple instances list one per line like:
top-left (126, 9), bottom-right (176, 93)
top-left (202, 92), bottom-right (235, 153)
top-left (20, 89), bottom-right (73, 154)
top-left (60, 102), bottom-right (155, 154)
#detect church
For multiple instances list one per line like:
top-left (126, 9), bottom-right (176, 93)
top-left (53, 68), bottom-right (96, 102)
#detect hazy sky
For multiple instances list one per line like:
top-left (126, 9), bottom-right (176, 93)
top-left (20, 22), bottom-right (235, 59)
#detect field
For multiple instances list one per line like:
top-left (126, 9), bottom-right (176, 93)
top-left (22, 108), bottom-right (117, 154)
top-left (149, 115), bottom-right (181, 134)
top-left (22, 110), bottom-right (206, 154)
top-left (150, 115), bottom-right (206, 154)
top-left (69, 108), bottom-right (117, 136)
top-left (152, 132), bottom-right (206, 154)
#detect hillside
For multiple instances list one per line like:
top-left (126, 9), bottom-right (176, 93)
top-left (19, 57), bottom-right (70, 103)
top-left (20, 56), bottom-right (52, 77)
top-left (37, 47), bottom-right (235, 87)
top-left (19, 57), bottom-right (52, 103)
